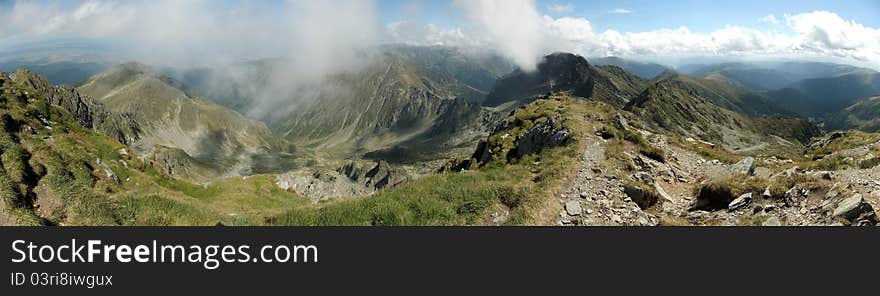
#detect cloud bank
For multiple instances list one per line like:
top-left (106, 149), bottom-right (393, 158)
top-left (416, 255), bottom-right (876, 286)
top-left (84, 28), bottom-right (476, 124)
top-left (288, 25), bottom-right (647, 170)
top-left (392, 1), bottom-right (880, 70)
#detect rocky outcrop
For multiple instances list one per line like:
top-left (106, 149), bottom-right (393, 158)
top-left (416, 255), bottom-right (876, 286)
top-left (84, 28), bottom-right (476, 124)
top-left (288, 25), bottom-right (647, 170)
top-left (9, 68), bottom-right (142, 146)
top-left (276, 169), bottom-right (371, 202)
top-left (11, 69), bottom-right (104, 128)
top-left (439, 97), bottom-right (575, 172)
top-left (338, 160), bottom-right (409, 190)
top-left (277, 160), bottom-right (410, 201)
top-left (485, 53), bottom-right (646, 107)
top-left (96, 158), bottom-right (121, 184)
top-left (691, 185), bottom-right (736, 211)
top-left (805, 131), bottom-right (847, 154)
top-left (512, 117), bottom-right (571, 160)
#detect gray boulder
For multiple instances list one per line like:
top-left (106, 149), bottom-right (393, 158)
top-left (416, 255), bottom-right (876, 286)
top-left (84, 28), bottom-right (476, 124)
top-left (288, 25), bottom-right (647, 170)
top-left (728, 193), bottom-right (752, 211)
top-left (728, 157), bottom-right (756, 176)
top-left (564, 201), bottom-right (582, 216)
top-left (832, 194), bottom-right (877, 224)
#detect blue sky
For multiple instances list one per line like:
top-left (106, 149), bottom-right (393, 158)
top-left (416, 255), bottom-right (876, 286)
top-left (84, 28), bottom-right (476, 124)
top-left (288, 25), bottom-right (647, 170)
top-left (534, 0), bottom-right (880, 32)
top-left (373, 0), bottom-right (880, 33)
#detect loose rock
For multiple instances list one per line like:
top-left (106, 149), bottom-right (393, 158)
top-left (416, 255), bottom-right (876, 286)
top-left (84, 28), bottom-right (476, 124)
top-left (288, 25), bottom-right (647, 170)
top-left (728, 193), bottom-right (752, 211)
top-left (565, 201), bottom-right (583, 216)
top-left (762, 216), bottom-right (782, 226)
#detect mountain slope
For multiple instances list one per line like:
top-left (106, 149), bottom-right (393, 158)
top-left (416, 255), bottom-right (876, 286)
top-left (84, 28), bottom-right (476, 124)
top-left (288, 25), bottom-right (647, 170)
top-left (828, 96), bottom-right (880, 132)
top-left (624, 77), bottom-right (818, 150)
top-left (591, 57), bottom-right (669, 79)
top-left (484, 53), bottom-right (646, 108)
top-left (77, 63), bottom-right (294, 178)
top-left (651, 71), bottom-right (792, 117)
top-left (691, 63), bottom-right (798, 91)
top-left (381, 45), bottom-right (514, 101)
top-left (777, 70), bottom-right (880, 116)
top-left (271, 52), bottom-right (493, 162)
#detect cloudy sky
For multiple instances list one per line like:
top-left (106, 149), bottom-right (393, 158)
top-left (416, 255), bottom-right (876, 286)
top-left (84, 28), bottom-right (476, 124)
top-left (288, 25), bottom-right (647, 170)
top-left (1, 0), bottom-right (878, 70)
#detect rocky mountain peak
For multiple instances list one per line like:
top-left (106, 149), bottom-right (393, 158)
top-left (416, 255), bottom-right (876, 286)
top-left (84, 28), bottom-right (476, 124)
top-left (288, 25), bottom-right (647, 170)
top-left (484, 52), bottom-right (645, 108)
top-left (537, 52), bottom-right (593, 77)
top-left (10, 68), bottom-right (54, 93)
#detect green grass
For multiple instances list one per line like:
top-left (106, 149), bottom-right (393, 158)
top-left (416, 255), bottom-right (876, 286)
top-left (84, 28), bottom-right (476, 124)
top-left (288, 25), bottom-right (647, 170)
top-left (114, 194), bottom-right (220, 226)
top-left (271, 168), bottom-right (521, 226)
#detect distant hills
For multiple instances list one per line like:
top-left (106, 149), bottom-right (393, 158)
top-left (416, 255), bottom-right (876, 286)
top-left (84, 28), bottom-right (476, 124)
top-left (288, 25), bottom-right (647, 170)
top-left (682, 61), bottom-right (865, 91)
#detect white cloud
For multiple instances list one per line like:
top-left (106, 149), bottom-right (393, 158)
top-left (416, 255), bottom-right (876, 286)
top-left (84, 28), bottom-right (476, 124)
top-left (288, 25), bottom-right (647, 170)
top-left (785, 10), bottom-right (880, 62)
top-left (610, 8), bottom-right (633, 14)
top-left (386, 21), bottom-right (479, 48)
top-left (453, 0), bottom-right (546, 71)
top-left (547, 3), bottom-right (574, 14)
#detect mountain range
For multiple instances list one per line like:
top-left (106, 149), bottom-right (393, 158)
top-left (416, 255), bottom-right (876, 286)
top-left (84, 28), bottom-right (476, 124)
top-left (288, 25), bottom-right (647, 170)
top-left (2, 45), bottom-right (880, 226)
